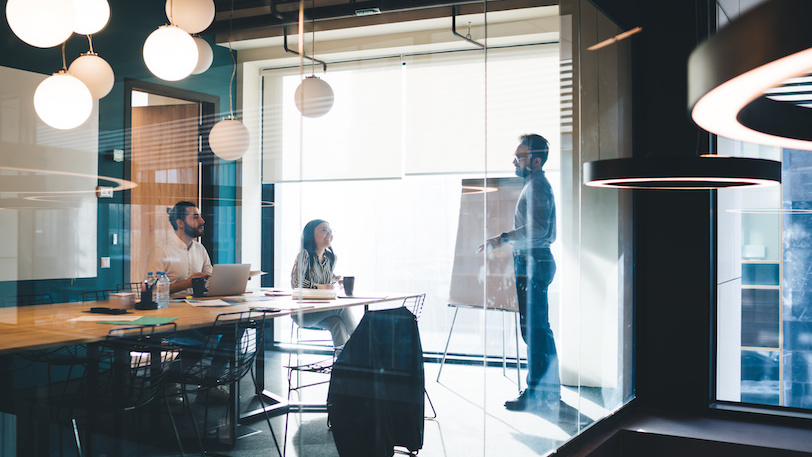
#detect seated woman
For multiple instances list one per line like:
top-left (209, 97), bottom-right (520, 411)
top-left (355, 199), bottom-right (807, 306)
top-left (290, 219), bottom-right (358, 348)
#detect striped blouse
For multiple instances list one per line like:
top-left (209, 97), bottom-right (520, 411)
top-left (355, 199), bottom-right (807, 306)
top-left (291, 249), bottom-right (336, 289)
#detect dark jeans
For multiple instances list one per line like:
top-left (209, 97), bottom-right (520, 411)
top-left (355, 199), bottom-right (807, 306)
top-left (514, 247), bottom-right (560, 398)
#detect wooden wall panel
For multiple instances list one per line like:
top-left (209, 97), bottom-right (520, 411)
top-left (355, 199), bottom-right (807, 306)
top-left (130, 104), bottom-right (200, 283)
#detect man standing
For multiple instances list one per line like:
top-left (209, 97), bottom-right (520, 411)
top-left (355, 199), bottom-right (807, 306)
top-left (146, 201), bottom-right (212, 295)
top-left (479, 134), bottom-right (560, 413)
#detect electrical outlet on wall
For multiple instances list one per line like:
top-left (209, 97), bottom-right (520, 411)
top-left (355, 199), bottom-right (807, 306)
top-left (100, 257), bottom-right (111, 268)
top-left (96, 186), bottom-right (113, 198)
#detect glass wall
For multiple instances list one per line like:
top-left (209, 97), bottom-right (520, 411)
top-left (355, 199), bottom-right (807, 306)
top-left (244, 0), bottom-right (634, 455)
top-left (0, 0), bottom-right (633, 455)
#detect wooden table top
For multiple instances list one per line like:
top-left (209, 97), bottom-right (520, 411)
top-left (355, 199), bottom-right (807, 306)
top-left (0, 291), bottom-right (416, 355)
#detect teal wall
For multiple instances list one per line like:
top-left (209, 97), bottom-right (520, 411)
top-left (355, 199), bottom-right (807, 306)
top-left (0, 0), bottom-right (238, 302)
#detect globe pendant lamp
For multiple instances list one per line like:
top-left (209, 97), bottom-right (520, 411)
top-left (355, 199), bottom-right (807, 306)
top-left (6, 0), bottom-right (75, 48)
top-left (209, 116), bottom-right (250, 160)
top-left (294, 1), bottom-right (334, 118)
top-left (72, 0), bottom-right (110, 35)
top-left (295, 75), bottom-right (334, 118)
top-left (191, 36), bottom-right (213, 75)
top-left (143, 24), bottom-right (198, 81)
top-left (34, 70), bottom-right (93, 130)
top-left (69, 52), bottom-right (114, 99)
top-left (165, 0), bottom-right (215, 34)
top-left (208, 0), bottom-right (249, 161)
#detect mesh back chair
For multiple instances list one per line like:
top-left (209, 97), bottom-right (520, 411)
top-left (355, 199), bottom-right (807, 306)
top-left (13, 292), bottom-right (89, 402)
top-left (116, 282), bottom-right (143, 294)
top-left (283, 324), bottom-right (337, 456)
top-left (4, 293), bottom-right (54, 306)
top-left (401, 294), bottom-right (436, 420)
top-left (44, 323), bottom-right (183, 457)
top-left (81, 290), bottom-right (115, 302)
top-left (173, 310), bottom-right (281, 457)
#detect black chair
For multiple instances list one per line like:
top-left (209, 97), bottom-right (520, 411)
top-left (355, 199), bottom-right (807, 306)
top-left (401, 294), bottom-right (436, 420)
top-left (43, 323), bottom-right (184, 457)
top-left (116, 282), bottom-right (143, 294)
top-left (81, 290), bottom-right (115, 302)
top-left (13, 292), bottom-right (87, 394)
top-left (173, 310), bottom-right (281, 457)
top-left (283, 327), bottom-right (337, 456)
top-left (3, 293), bottom-right (54, 306)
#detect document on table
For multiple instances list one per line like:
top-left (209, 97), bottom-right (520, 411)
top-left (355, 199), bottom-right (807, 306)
top-left (71, 315), bottom-right (141, 322)
top-left (186, 299), bottom-right (233, 307)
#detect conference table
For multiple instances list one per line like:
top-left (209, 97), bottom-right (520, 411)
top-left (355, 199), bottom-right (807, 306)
top-left (0, 289), bottom-right (421, 451)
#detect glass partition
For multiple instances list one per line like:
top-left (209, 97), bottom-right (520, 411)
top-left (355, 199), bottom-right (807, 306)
top-left (253, 0), bottom-right (634, 455)
top-left (0, 0), bottom-right (633, 455)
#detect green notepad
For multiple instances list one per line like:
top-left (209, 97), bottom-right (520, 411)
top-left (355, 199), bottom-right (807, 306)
top-left (100, 316), bottom-right (178, 325)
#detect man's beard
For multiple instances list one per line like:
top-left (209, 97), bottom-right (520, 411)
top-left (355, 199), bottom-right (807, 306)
top-left (184, 224), bottom-right (203, 238)
top-left (515, 165), bottom-right (531, 178)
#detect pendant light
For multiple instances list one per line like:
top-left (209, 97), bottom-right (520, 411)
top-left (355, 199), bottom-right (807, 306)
top-left (72, 0), bottom-right (110, 35)
top-left (689, 0), bottom-right (812, 151)
top-left (582, 4), bottom-right (782, 190)
top-left (294, 0), bottom-right (334, 118)
top-left (68, 35), bottom-right (114, 99)
top-left (208, 0), bottom-right (249, 161)
top-left (143, 1), bottom-right (198, 81)
top-left (34, 43), bottom-right (93, 130)
top-left (165, 0), bottom-right (215, 34)
top-left (6, 0), bottom-right (75, 48)
top-left (191, 36), bottom-right (214, 75)
top-left (584, 156), bottom-right (781, 190)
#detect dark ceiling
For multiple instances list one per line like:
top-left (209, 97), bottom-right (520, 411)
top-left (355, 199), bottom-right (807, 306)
top-left (210, 0), bottom-right (556, 44)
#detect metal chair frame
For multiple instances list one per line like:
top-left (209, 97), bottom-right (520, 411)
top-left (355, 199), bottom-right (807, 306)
top-left (173, 310), bottom-right (281, 457)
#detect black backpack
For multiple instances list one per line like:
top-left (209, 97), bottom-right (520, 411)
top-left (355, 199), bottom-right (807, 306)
top-left (327, 306), bottom-right (425, 457)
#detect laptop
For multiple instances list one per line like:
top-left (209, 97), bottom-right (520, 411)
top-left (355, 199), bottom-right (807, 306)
top-left (205, 264), bottom-right (251, 297)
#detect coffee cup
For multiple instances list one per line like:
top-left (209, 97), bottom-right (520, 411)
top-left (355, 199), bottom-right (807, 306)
top-left (343, 276), bottom-right (355, 296)
top-left (192, 277), bottom-right (207, 297)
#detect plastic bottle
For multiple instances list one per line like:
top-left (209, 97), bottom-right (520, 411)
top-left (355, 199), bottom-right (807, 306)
top-left (155, 271), bottom-right (170, 308)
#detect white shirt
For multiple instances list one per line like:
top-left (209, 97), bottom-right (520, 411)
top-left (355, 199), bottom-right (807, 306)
top-left (145, 234), bottom-right (212, 292)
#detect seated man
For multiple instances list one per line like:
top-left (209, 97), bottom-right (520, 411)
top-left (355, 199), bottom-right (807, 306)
top-left (145, 201), bottom-right (212, 295)
top-left (146, 201), bottom-right (226, 404)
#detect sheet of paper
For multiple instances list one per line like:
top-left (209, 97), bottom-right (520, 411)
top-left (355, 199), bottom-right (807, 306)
top-left (71, 315), bottom-right (141, 322)
top-left (250, 270), bottom-right (268, 278)
top-left (186, 299), bottom-right (234, 307)
top-left (101, 316), bottom-right (178, 325)
top-left (259, 299), bottom-right (319, 310)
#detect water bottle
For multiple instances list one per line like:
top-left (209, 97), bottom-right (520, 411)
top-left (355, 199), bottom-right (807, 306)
top-left (156, 271), bottom-right (170, 308)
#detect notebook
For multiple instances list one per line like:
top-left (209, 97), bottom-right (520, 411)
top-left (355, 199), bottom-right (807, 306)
top-left (205, 264), bottom-right (251, 297)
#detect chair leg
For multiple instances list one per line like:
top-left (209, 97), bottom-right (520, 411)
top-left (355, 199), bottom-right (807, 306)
top-left (436, 307), bottom-right (459, 383)
top-left (424, 388), bottom-right (437, 420)
top-left (181, 384), bottom-right (206, 457)
top-left (163, 394), bottom-right (186, 457)
top-left (250, 366), bottom-right (282, 457)
top-left (71, 418), bottom-right (82, 457)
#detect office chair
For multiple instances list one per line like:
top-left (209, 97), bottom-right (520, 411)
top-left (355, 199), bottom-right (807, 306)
top-left (172, 310), bottom-right (281, 457)
top-left (402, 294), bottom-right (436, 420)
top-left (42, 323), bottom-right (184, 457)
top-left (282, 328), bottom-right (336, 456)
top-left (3, 293), bottom-right (54, 307)
top-left (81, 290), bottom-right (115, 302)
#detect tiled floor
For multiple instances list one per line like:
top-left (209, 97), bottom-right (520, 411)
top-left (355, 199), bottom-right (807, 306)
top-left (33, 349), bottom-right (613, 457)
